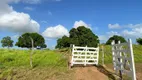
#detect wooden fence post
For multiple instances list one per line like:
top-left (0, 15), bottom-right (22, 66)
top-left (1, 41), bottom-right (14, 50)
top-left (101, 45), bottom-right (104, 65)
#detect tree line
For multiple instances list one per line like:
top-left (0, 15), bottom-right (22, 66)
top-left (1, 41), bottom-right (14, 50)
top-left (1, 26), bottom-right (142, 49)
top-left (1, 33), bottom-right (47, 49)
top-left (56, 26), bottom-right (142, 49)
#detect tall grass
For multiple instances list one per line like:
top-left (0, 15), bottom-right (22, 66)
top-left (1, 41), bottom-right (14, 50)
top-left (0, 44), bottom-right (141, 68)
top-left (99, 45), bottom-right (142, 64)
top-left (0, 49), bottom-right (67, 69)
top-left (0, 49), bottom-right (70, 80)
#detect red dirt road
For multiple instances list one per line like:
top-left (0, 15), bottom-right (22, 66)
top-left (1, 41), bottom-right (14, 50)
top-left (74, 66), bottom-right (108, 80)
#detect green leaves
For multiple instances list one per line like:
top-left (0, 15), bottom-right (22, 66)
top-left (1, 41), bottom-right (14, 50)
top-left (1, 36), bottom-right (14, 48)
top-left (136, 38), bottom-right (142, 45)
top-left (56, 36), bottom-right (70, 48)
top-left (56, 26), bottom-right (99, 49)
top-left (15, 33), bottom-right (46, 49)
top-left (106, 35), bottom-right (127, 45)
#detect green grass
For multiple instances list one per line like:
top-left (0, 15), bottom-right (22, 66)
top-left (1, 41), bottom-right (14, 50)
top-left (99, 45), bottom-right (142, 64)
top-left (0, 45), bottom-right (142, 80)
top-left (0, 49), bottom-right (70, 80)
top-left (0, 49), bottom-right (67, 68)
top-left (1, 45), bottom-right (142, 68)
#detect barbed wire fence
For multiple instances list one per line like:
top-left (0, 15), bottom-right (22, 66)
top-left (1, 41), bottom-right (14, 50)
top-left (47, 45), bottom-right (73, 73)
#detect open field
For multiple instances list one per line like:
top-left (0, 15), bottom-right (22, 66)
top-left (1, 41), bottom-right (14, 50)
top-left (0, 45), bottom-right (142, 80)
top-left (0, 49), bottom-right (70, 80)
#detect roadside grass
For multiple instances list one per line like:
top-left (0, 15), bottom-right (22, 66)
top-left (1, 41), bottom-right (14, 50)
top-left (0, 49), bottom-right (69, 80)
top-left (0, 44), bottom-right (142, 80)
top-left (0, 49), bottom-right (67, 68)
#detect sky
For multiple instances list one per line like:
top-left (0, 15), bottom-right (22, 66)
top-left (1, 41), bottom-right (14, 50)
top-left (0, 0), bottom-right (142, 49)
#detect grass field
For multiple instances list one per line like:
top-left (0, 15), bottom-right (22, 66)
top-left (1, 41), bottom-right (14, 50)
top-left (0, 45), bottom-right (142, 80)
top-left (0, 49), bottom-right (71, 80)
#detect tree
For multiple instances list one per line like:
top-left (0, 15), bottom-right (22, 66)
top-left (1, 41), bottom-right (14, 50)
top-left (1, 36), bottom-right (14, 48)
top-left (16, 33), bottom-right (46, 68)
top-left (40, 44), bottom-right (47, 48)
top-left (136, 38), bottom-right (142, 45)
top-left (56, 36), bottom-right (70, 48)
top-left (16, 33), bottom-right (47, 49)
top-left (69, 28), bottom-right (79, 46)
top-left (74, 26), bottom-right (99, 47)
top-left (56, 26), bottom-right (99, 49)
top-left (106, 35), bottom-right (126, 45)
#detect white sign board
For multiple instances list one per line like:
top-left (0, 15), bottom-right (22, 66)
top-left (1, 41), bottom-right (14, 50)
top-left (71, 45), bottom-right (99, 66)
top-left (111, 39), bottom-right (136, 80)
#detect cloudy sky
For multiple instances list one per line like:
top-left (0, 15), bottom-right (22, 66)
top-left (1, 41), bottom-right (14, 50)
top-left (0, 0), bottom-right (142, 48)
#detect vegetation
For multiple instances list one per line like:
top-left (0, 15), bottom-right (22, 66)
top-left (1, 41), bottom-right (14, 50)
top-left (1, 36), bottom-right (14, 48)
top-left (56, 26), bottom-right (99, 49)
top-left (99, 44), bottom-right (142, 64)
top-left (136, 38), bottom-right (142, 45)
top-left (56, 36), bottom-right (70, 49)
top-left (0, 44), bottom-right (142, 80)
top-left (0, 49), bottom-right (69, 80)
top-left (106, 35), bottom-right (126, 45)
top-left (0, 49), bottom-right (67, 68)
top-left (15, 33), bottom-right (47, 49)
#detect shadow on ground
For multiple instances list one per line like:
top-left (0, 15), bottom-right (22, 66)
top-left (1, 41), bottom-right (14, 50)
top-left (96, 65), bottom-right (116, 80)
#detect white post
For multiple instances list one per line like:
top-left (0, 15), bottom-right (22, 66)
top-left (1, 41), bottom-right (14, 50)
top-left (84, 45), bottom-right (87, 66)
top-left (118, 41), bottom-right (123, 79)
top-left (71, 44), bottom-right (75, 66)
top-left (128, 39), bottom-right (136, 80)
top-left (111, 40), bottom-right (116, 70)
top-left (96, 44), bottom-right (99, 65)
top-left (118, 41), bottom-right (123, 70)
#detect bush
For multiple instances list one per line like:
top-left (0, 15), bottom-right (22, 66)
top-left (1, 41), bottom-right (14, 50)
top-left (136, 38), bottom-right (142, 45)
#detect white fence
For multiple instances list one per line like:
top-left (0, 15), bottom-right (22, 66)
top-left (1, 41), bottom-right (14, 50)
top-left (71, 45), bottom-right (99, 66)
top-left (111, 39), bottom-right (136, 80)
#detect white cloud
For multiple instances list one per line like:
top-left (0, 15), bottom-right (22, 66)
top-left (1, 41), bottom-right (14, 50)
top-left (122, 27), bottom-right (142, 38)
top-left (99, 35), bottom-right (107, 41)
top-left (108, 23), bottom-right (121, 29)
top-left (107, 31), bottom-right (120, 37)
top-left (99, 31), bottom-right (120, 43)
top-left (2, 0), bottom-right (41, 4)
top-left (24, 7), bottom-right (34, 11)
top-left (110, 23), bottom-right (142, 38)
top-left (99, 23), bottom-right (142, 43)
top-left (73, 20), bottom-right (91, 29)
top-left (127, 23), bottom-right (142, 28)
top-left (0, 0), bottom-right (13, 15)
top-left (22, 0), bottom-right (41, 4)
top-left (11, 34), bottom-right (19, 39)
top-left (0, 0), bottom-right (40, 33)
top-left (42, 25), bottom-right (69, 38)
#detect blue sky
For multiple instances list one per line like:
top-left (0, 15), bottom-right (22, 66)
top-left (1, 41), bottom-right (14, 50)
top-left (0, 0), bottom-right (142, 48)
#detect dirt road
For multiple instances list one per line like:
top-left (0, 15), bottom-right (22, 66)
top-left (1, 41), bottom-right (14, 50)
top-left (73, 66), bottom-right (108, 80)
